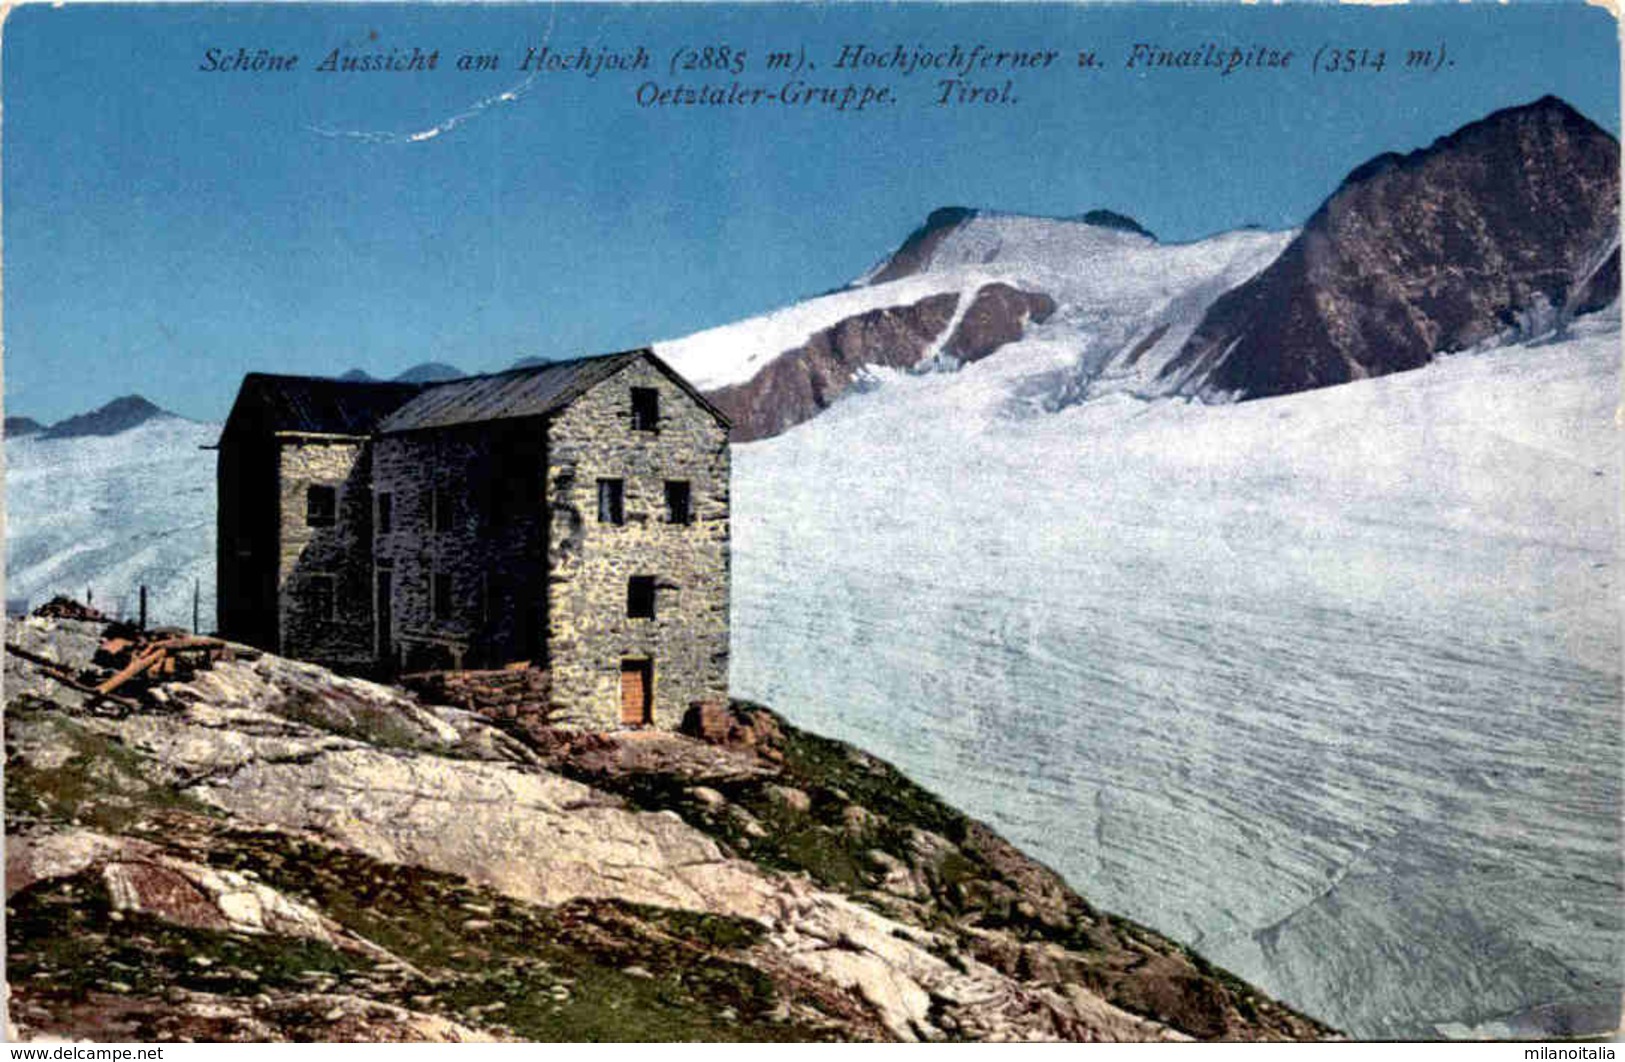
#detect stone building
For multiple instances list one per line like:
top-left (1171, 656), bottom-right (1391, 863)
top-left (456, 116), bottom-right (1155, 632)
top-left (216, 350), bottom-right (730, 730)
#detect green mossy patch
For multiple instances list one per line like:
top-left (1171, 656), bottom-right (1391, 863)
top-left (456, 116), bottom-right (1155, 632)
top-left (7, 870), bottom-right (366, 1011)
top-left (4, 704), bottom-right (216, 833)
top-left (6, 822), bottom-right (842, 1042)
top-left (196, 827), bottom-right (831, 1041)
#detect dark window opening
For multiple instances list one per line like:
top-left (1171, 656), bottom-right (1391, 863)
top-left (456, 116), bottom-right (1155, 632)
top-left (376, 492), bottom-right (393, 534)
top-left (432, 573), bottom-right (453, 621)
top-left (432, 489), bottom-right (454, 533)
top-left (665, 480), bottom-right (692, 525)
top-left (631, 388), bottom-right (659, 432)
top-left (309, 575), bottom-right (336, 622)
top-left (597, 478), bottom-right (625, 525)
top-left (486, 455), bottom-right (539, 527)
top-left (306, 485), bottom-right (336, 528)
top-left (627, 576), bottom-right (656, 619)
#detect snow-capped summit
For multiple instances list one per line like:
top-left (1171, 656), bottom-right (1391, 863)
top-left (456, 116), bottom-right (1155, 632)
top-left (657, 209), bottom-right (1287, 441)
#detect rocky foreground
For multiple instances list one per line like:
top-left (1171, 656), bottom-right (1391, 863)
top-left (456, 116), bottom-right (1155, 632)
top-left (5, 616), bottom-right (1334, 1042)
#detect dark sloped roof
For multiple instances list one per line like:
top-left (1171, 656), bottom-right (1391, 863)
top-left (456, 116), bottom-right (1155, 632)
top-left (380, 349), bottom-right (658, 434)
top-left (224, 350), bottom-right (729, 441)
top-left (226, 374), bottom-right (427, 437)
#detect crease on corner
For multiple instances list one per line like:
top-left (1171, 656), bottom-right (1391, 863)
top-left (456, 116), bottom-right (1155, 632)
top-left (306, 4), bottom-right (555, 146)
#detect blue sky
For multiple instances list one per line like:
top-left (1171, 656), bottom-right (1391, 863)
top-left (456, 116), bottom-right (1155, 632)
top-left (3, 2), bottom-right (1618, 423)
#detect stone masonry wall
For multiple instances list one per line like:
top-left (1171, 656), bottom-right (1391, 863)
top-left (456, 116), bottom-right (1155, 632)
top-left (277, 439), bottom-right (375, 669)
top-left (373, 421), bottom-right (549, 672)
top-left (546, 361), bottom-right (729, 730)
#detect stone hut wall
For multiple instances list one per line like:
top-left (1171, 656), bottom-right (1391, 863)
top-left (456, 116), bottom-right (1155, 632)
top-left (545, 360), bottom-right (730, 730)
top-left (373, 420), bottom-right (549, 672)
top-left (276, 438), bottom-right (375, 669)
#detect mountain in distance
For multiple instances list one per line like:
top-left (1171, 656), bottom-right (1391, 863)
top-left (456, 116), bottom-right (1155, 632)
top-left (332, 363), bottom-right (465, 383)
top-left (393, 361), bottom-right (465, 383)
top-left (1161, 95), bottom-right (1620, 400)
top-left (509, 354), bottom-right (556, 370)
top-left (36, 395), bottom-right (177, 440)
top-left (5, 416), bottom-right (45, 438)
top-left (658, 204), bottom-right (1274, 441)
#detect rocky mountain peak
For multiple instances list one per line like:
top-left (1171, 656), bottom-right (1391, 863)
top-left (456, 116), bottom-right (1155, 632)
top-left (5, 415), bottom-right (45, 438)
top-left (866, 206), bottom-right (980, 285)
top-left (1161, 95), bottom-right (1619, 400)
top-left (39, 395), bottom-right (176, 440)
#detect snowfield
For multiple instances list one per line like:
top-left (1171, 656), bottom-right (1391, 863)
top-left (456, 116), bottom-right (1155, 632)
top-left (729, 307), bottom-right (1622, 1039)
top-left (5, 417), bottom-right (217, 628)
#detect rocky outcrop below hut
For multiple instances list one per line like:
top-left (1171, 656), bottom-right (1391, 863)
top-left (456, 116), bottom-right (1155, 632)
top-left (6, 614), bottom-right (1334, 1043)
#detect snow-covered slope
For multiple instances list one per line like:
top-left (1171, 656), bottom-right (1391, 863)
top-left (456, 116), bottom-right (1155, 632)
top-left (728, 308), bottom-right (1622, 1039)
top-left (5, 418), bottom-right (217, 628)
top-left (657, 214), bottom-right (1295, 406)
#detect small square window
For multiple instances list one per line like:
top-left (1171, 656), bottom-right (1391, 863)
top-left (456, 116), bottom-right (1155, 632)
top-left (597, 478), bottom-right (625, 525)
top-left (309, 575), bottom-right (336, 621)
top-left (376, 492), bottom-right (393, 534)
top-left (306, 485), bottom-right (336, 528)
top-left (665, 480), bottom-right (692, 525)
top-left (631, 388), bottom-right (659, 432)
top-left (627, 576), bottom-right (656, 619)
top-left (432, 489), bottom-right (454, 533)
top-left (432, 573), bottom-right (453, 621)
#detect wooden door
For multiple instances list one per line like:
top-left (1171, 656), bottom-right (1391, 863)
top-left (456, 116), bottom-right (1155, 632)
top-left (620, 659), bottom-right (652, 726)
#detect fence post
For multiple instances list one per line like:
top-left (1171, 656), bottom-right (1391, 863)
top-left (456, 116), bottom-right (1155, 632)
top-left (193, 580), bottom-right (200, 635)
top-left (139, 585), bottom-right (148, 630)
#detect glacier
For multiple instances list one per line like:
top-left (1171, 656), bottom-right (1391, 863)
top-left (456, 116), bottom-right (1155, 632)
top-left (4, 417), bottom-right (218, 629)
top-left (727, 303), bottom-right (1622, 1038)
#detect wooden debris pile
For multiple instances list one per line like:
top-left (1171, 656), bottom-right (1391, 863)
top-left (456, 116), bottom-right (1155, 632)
top-left (6, 622), bottom-right (256, 715)
top-left (91, 626), bottom-right (245, 694)
top-left (30, 596), bottom-right (109, 622)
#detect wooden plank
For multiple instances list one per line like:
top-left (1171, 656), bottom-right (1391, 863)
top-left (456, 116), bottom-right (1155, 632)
top-left (5, 642), bottom-right (141, 712)
top-left (95, 646), bottom-right (166, 694)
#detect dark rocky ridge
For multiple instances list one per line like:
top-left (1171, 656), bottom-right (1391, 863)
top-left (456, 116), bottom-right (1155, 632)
top-left (5, 416), bottom-right (45, 438)
top-left (947, 283), bottom-right (1060, 364)
top-left (1162, 96), bottom-right (1620, 400)
top-left (866, 206), bottom-right (979, 285)
top-left (707, 285), bottom-right (1056, 442)
top-left (39, 396), bottom-right (174, 440)
top-left (707, 293), bottom-right (960, 442)
top-left (1071, 209), bottom-right (1156, 241)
